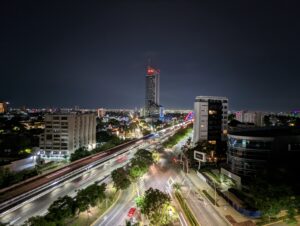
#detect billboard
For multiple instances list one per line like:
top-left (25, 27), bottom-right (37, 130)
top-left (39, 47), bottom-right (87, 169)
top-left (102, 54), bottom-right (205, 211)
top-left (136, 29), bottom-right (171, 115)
top-left (194, 151), bottom-right (206, 162)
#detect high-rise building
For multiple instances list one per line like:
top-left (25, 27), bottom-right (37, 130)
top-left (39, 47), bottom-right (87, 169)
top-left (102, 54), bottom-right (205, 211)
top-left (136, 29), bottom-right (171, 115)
top-left (193, 96), bottom-right (228, 145)
top-left (0, 101), bottom-right (8, 114)
top-left (39, 112), bottom-right (96, 159)
top-left (145, 66), bottom-right (160, 117)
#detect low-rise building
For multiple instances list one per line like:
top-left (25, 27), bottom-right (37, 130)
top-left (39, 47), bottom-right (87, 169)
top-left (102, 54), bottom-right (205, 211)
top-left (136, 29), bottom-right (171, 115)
top-left (235, 110), bottom-right (266, 127)
top-left (39, 112), bottom-right (96, 159)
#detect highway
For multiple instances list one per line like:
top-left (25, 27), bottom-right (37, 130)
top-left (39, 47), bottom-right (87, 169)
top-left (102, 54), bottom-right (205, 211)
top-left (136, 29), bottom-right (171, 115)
top-left (0, 122), bottom-right (190, 225)
top-left (93, 184), bottom-right (136, 226)
top-left (94, 132), bottom-right (228, 226)
top-left (1, 154), bottom-right (131, 225)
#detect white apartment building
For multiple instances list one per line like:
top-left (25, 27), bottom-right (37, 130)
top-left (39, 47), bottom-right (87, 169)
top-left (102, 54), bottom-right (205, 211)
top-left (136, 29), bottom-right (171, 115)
top-left (193, 96), bottom-right (228, 145)
top-left (39, 112), bottom-right (96, 159)
top-left (235, 110), bottom-right (266, 127)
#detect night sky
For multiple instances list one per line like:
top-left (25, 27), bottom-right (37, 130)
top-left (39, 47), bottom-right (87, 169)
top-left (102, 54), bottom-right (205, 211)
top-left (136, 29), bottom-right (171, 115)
top-left (0, 1), bottom-right (298, 111)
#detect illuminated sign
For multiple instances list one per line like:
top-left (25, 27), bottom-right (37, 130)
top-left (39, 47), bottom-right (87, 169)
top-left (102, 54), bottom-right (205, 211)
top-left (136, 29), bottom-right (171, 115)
top-left (194, 151), bottom-right (206, 162)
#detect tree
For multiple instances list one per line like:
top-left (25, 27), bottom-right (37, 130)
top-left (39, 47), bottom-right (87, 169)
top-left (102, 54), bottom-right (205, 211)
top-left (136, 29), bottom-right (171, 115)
top-left (84, 183), bottom-right (106, 206)
top-left (249, 179), bottom-right (295, 222)
top-left (129, 164), bottom-right (147, 181)
top-left (111, 168), bottom-right (131, 190)
top-left (76, 187), bottom-right (93, 213)
top-left (172, 182), bottom-right (182, 193)
top-left (46, 195), bottom-right (76, 221)
top-left (140, 188), bottom-right (170, 216)
top-left (139, 188), bottom-right (172, 225)
top-left (135, 196), bottom-right (145, 209)
top-left (152, 151), bottom-right (160, 164)
top-left (96, 131), bottom-right (113, 143)
top-left (134, 149), bottom-right (153, 165)
top-left (22, 216), bottom-right (56, 226)
top-left (70, 147), bottom-right (90, 162)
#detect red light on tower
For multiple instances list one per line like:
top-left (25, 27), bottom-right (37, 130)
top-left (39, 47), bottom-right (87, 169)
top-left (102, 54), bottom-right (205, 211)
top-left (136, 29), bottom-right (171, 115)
top-left (147, 66), bottom-right (159, 76)
top-left (147, 67), bottom-right (154, 75)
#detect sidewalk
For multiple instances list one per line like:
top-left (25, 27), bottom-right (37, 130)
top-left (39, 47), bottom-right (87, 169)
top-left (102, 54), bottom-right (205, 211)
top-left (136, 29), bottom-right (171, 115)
top-left (185, 170), bottom-right (255, 225)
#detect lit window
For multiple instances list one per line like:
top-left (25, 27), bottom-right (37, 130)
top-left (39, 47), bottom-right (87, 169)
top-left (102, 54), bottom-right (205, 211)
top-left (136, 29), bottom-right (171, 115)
top-left (208, 110), bottom-right (217, 115)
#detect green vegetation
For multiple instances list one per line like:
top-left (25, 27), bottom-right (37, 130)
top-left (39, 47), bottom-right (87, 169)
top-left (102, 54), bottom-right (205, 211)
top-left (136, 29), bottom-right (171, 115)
top-left (70, 136), bottom-right (127, 162)
top-left (35, 161), bottom-right (66, 174)
top-left (152, 150), bottom-right (160, 163)
top-left (0, 167), bottom-right (38, 189)
top-left (0, 116), bottom-right (42, 159)
top-left (22, 182), bottom-right (108, 226)
top-left (136, 187), bottom-right (174, 226)
top-left (202, 190), bottom-right (219, 207)
top-left (111, 168), bottom-right (131, 190)
top-left (69, 147), bottom-right (90, 162)
top-left (163, 125), bottom-right (192, 148)
top-left (111, 149), bottom-right (155, 190)
top-left (172, 182), bottom-right (182, 192)
top-left (175, 191), bottom-right (199, 226)
top-left (247, 179), bottom-right (299, 224)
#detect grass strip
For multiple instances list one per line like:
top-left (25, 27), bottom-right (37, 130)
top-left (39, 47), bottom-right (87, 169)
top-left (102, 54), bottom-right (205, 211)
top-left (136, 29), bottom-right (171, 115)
top-left (163, 126), bottom-right (192, 148)
top-left (202, 190), bottom-right (220, 207)
top-left (175, 191), bottom-right (199, 226)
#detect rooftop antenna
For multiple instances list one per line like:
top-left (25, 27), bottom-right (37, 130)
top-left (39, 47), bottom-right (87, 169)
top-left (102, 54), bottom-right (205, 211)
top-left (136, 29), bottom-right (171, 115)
top-left (148, 58), bottom-right (151, 68)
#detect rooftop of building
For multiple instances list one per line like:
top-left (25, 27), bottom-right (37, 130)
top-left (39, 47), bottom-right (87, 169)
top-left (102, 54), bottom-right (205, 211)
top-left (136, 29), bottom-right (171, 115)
top-left (195, 96), bottom-right (228, 101)
top-left (228, 127), bottom-right (300, 137)
top-left (46, 111), bottom-right (95, 116)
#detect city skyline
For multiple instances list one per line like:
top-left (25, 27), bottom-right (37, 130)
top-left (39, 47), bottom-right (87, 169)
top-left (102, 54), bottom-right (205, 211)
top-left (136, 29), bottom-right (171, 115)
top-left (1, 1), bottom-right (298, 111)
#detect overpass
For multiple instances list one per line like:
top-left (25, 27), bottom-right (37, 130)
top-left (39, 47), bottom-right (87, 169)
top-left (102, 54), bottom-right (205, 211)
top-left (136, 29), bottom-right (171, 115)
top-left (0, 121), bottom-right (191, 220)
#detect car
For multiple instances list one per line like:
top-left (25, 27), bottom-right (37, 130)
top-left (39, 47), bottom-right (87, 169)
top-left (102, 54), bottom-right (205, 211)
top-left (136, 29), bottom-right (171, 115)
top-left (127, 207), bottom-right (136, 218)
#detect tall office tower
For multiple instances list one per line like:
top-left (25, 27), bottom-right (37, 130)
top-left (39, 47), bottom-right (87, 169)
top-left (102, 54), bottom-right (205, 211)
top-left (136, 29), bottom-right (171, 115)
top-left (39, 112), bottom-right (96, 159)
top-left (193, 96), bottom-right (228, 147)
top-left (0, 101), bottom-right (7, 114)
top-left (145, 66), bottom-right (160, 117)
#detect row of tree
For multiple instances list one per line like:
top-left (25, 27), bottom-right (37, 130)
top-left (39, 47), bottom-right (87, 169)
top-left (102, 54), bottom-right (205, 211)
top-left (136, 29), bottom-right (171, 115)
top-left (246, 177), bottom-right (300, 224)
top-left (0, 167), bottom-right (38, 189)
top-left (163, 125), bottom-right (192, 148)
top-left (70, 136), bottom-right (126, 162)
top-left (111, 149), bottom-right (156, 190)
top-left (22, 183), bottom-right (107, 226)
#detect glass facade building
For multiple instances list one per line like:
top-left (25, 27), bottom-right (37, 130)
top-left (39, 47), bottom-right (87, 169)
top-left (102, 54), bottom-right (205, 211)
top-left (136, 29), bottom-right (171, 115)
top-left (227, 134), bottom-right (273, 177)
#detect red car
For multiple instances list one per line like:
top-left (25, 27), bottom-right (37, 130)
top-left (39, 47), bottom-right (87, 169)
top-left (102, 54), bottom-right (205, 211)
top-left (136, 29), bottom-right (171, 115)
top-left (127, 207), bottom-right (136, 218)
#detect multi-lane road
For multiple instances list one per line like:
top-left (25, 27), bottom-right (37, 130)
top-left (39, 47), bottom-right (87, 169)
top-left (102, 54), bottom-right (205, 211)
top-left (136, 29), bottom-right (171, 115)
top-left (94, 133), bottom-right (229, 226)
top-left (0, 122), bottom-right (190, 225)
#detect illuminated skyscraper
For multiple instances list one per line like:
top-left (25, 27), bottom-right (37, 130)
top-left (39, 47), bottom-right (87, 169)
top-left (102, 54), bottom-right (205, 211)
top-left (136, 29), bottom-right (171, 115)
top-left (145, 66), bottom-right (160, 117)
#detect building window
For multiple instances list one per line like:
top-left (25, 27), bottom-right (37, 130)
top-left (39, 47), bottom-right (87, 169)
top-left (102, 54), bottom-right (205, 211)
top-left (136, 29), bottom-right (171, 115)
top-left (209, 110), bottom-right (217, 115)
